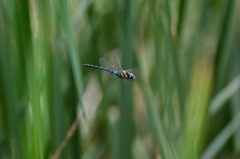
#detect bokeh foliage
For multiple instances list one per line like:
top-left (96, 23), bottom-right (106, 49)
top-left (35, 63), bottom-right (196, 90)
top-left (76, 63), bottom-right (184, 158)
top-left (0, 0), bottom-right (240, 159)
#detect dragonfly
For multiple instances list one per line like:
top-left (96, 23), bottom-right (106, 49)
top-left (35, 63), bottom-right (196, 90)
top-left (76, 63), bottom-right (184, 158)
top-left (82, 53), bottom-right (135, 81)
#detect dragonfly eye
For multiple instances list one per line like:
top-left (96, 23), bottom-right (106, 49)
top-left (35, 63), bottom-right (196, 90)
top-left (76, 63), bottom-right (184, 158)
top-left (129, 73), bottom-right (135, 80)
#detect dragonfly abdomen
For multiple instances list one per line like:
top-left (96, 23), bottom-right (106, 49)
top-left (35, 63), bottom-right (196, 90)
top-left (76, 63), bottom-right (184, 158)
top-left (82, 64), bottom-right (117, 75)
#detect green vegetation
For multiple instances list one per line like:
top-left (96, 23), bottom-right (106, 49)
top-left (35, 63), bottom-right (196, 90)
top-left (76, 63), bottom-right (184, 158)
top-left (0, 0), bottom-right (239, 158)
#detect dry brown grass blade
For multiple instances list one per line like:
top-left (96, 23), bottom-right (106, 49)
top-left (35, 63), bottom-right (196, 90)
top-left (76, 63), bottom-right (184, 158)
top-left (52, 118), bottom-right (78, 159)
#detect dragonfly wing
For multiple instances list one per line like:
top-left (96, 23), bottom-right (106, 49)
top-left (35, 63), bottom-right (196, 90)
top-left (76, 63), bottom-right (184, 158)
top-left (99, 57), bottom-right (116, 78)
top-left (99, 52), bottom-right (122, 79)
top-left (99, 57), bottom-right (113, 70)
top-left (111, 52), bottom-right (122, 71)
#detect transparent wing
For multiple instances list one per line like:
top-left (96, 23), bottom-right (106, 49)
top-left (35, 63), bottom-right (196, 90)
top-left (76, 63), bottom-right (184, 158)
top-left (111, 52), bottom-right (122, 71)
top-left (99, 52), bottom-right (122, 78)
top-left (99, 52), bottom-right (122, 71)
top-left (99, 57), bottom-right (116, 78)
top-left (99, 57), bottom-right (114, 70)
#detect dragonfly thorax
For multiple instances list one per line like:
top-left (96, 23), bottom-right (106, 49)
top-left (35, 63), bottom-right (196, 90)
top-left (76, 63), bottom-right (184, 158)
top-left (117, 70), bottom-right (135, 81)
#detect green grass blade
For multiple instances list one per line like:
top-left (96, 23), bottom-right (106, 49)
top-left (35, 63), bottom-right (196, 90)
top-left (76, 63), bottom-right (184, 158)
top-left (209, 75), bottom-right (240, 117)
top-left (119, 1), bottom-right (134, 159)
top-left (58, 0), bottom-right (86, 121)
top-left (142, 84), bottom-right (171, 159)
top-left (177, 0), bottom-right (187, 37)
top-left (212, 0), bottom-right (237, 94)
top-left (160, 8), bottom-right (185, 120)
top-left (201, 111), bottom-right (240, 159)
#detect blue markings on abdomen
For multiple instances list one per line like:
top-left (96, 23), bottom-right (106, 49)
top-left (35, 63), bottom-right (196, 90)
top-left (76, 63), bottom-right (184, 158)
top-left (82, 64), bottom-right (115, 74)
top-left (112, 71), bottom-right (118, 75)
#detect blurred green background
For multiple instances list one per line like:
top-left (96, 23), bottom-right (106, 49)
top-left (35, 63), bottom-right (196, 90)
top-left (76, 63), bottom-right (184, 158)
top-left (0, 0), bottom-right (240, 158)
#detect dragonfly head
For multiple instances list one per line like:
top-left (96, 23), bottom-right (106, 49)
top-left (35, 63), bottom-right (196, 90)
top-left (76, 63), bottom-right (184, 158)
top-left (129, 73), bottom-right (135, 81)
